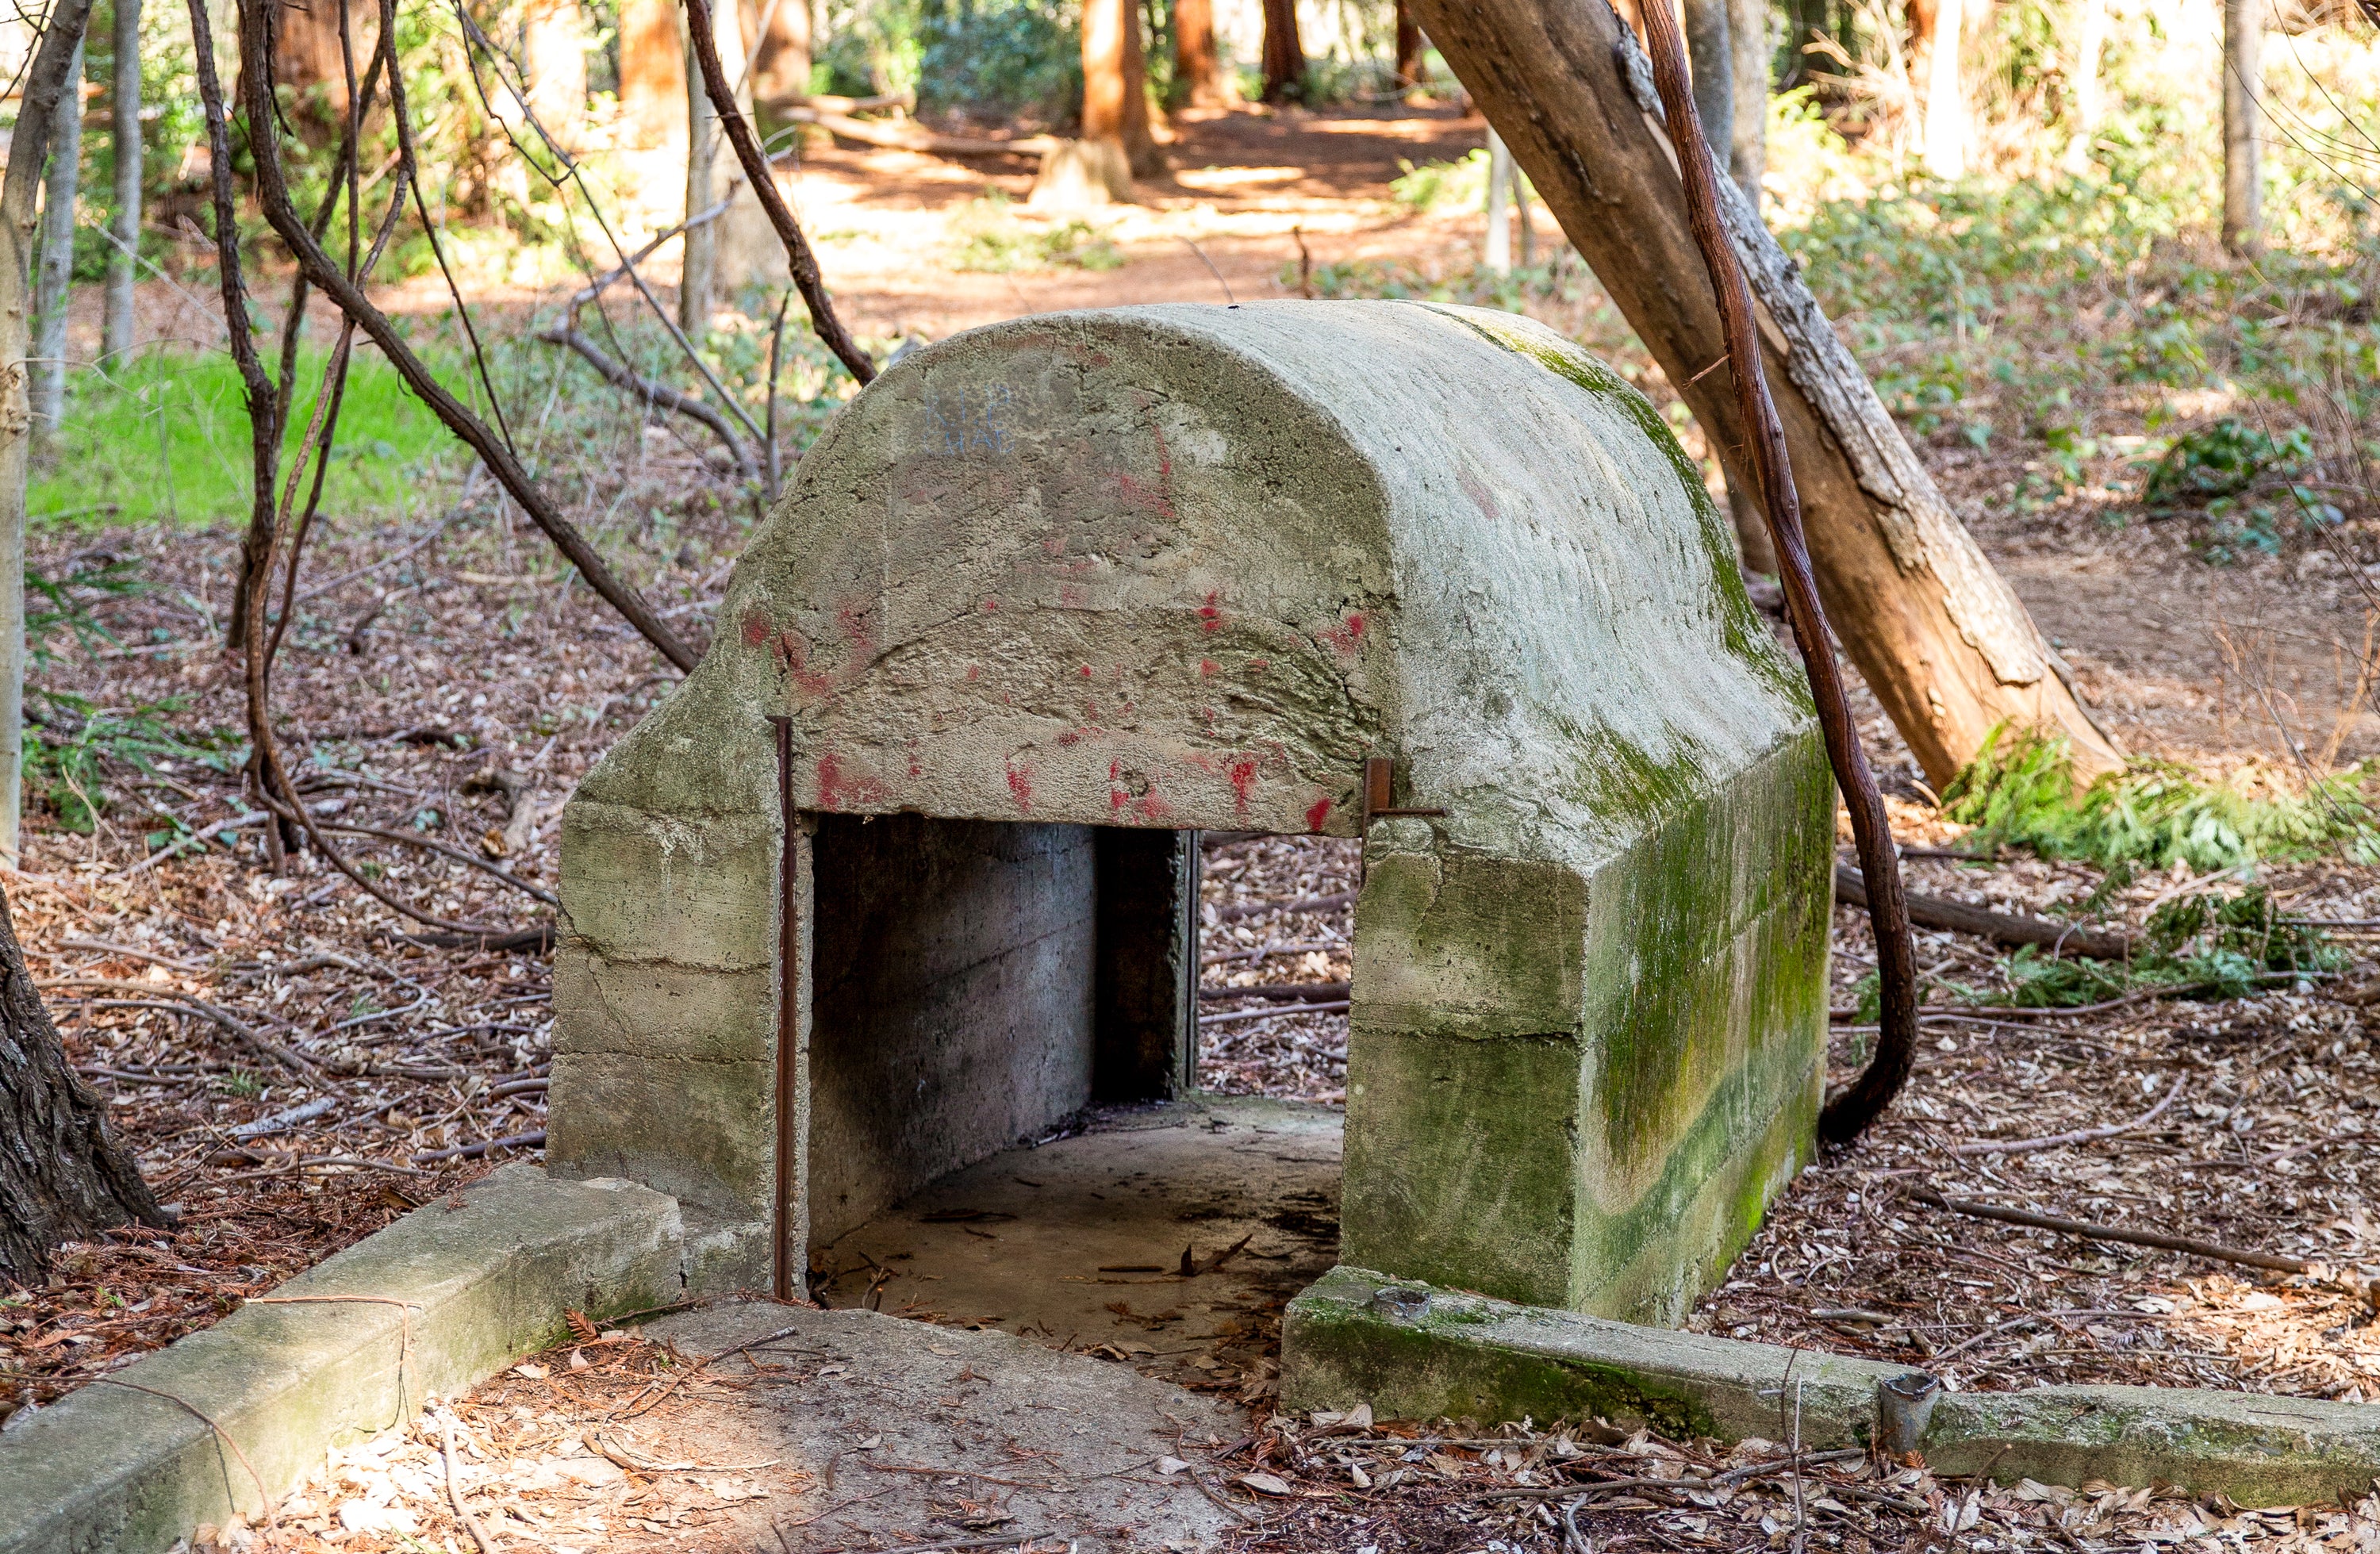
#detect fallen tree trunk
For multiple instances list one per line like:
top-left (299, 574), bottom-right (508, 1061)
top-left (1406, 0), bottom-right (2124, 789)
top-left (1836, 862), bottom-right (2132, 960)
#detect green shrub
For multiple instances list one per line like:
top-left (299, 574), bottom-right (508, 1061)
top-left (1940, 726), bottom-right (2379, 873)
top-left (2141, 417), bottom-right (2313, 508)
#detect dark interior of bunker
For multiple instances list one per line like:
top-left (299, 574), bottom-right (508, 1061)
top-left (802, 819), bottom-right (1350, 1395)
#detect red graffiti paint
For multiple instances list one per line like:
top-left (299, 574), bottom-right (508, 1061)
top-left (1059, 583), bottom-right (1088, 608)
top-left (965, 664), bottom-right (981, 682)
top-left (982, 597), bottom-right (1000, 612)
top-left (1078, 664), bottom-right (1095, 678)
top-left (1134, 789), bottom-right (1173, 823)
top-left (1110, 760), bottom-right (1127, 812)
top-left (1246, 658), bottom-right (1270, 672)
top-left (1319, 613), bottom-right (1367, 656)
top-left (1200, 659), bottom-right (1219, 678)
top-left (1005, 763), bottom-right (1034, 811)
top-left (816, 753), bottom-right (847, 811)
top-left (740, 609), bottom-right (772, 648)
top-left (1198, 591), bottom-right (1222, 632)
top-left (835, 608), bottom-right (877, 677)
top-left (779, 631), bottom-right (833, 697)
top-left (1307, 796), bottom-right (1334, 832)
top-left (1228, 758), bottom-right (1257, 812)
top-left (908, 761), bottom-right (923, 777)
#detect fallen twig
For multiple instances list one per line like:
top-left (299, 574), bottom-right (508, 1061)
top-left (1950, 1077), bottom-right (2184, 1156)
top-left (1906, 1186), bottom-right (2332, 1277)
top-left (1837, 862), bottom-right (2132, 961)
top-left (412, 1130), bottom-right (545, 1165)
top-left (439, 1409), bottom-right (498, 1554)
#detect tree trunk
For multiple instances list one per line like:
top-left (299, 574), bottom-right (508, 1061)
top-left (680, 0), bottom-right (749, 332)
top-left (1393, 0), bottom-right (1422, 86)
top-left (103, 0), bottom-right (141, 363)
top-left (263, 0), bottom-right (367, 142)
top-left (620, 0), bottom-right (690, 149)
top-left (1260, 0), bottom-right (1303, 104)
top-left (31, 37), bottom-right (84, 455)
top-left (1726, 0), bottom-right (1766, 199)
top-left (1683, 0), bottom-right (1733, 170)
top-left (2063, 0), bottom-right (2104, 171)
top-left (2222, 0), bottom-right (2259, 255)
top-left (1176, 0), bottom-right (1228, 107)
top-left (0, 9), bottom-right (94, 866)
top-left (746, 0), bottom-right (812, 106)
top-left (1914, 0), bottom-right (1966, 178)
top-left (521, 0), bottom-right (589, 148)
top-left (1407, 0), bottom-right (2124, 788)
top-left (1081, 0), bottom-right (1161, 178)
top-left (0, 0), bottom-right (160, 1288)
top-left (0, 879), bottom-right (163, 1280)
top-left (1484, 125), bottom-right (1513, 274)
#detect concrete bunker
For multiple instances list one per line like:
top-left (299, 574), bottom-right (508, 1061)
top-left (551, 300), bottom-right (1835, 1336)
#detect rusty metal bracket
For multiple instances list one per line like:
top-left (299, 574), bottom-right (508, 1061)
top-left (1361, 756), bottom-right (1448, 823)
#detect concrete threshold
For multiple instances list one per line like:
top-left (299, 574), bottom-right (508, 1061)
top-left (1282, 1266), bottom-right (2380, 1508)
top-left (0, 1165), bottom-right (682, 1554)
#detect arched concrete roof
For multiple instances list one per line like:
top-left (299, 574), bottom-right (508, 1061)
top-left (581, 300), bottom-right (1812, 876)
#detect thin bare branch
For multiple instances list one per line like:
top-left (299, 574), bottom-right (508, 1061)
top-left (684, 0), bottom-right (877, 383)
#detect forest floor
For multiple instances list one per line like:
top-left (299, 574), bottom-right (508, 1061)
top-left (3, 99), bottom-right (2377, 1552)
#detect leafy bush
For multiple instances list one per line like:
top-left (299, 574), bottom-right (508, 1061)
top-left (1390, 152), bottom-right (1490, 213)
top-left (2140, 418), bottom-right (2313, 508)
top-left (1940, 726), bottom-right (2380, 873)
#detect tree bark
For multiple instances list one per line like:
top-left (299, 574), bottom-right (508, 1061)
top-left (1082, 0), bottom-right (1161, 178)
top-left (104, 0), bottom-right (141, 363)
top-left (2063, 0), bottom-right (2105, 171)
top-left (1177, 0), bottom-right (1228, 107)
top-left (620, 0), bottom-right (690, 149)
top-left (1484, 125), bottom-right (1513, 274)
top-left (521, 0), bottom-right (588, 148)
top-left (745, 0), bottom-right (812, 106)
top-left (680, 0), bottom-right (748, 331)
top-left (0, 0), bottom-right (162, 1285)
top-left (1914, 0), bottom-right (1966, 178)
top-left (1683, 0), bottom-right (1732, 167)
top-left (1407, 0), bottom-right (2124, 787)
top-left (1726, 0), bottom-right (1766, 198)
top-left (0, 878), bottom-right (164, 1280)
top-left (1260, 0), bottom-right (1303, 103)
top-left (263, 0), bottom-right (370, 142)
top-left (2222, 0), bottom-right (2259, 255)
top-left (1393, 0), bottom-right (1422, 86)
top-left (31, 38), bottom-right (84, 454)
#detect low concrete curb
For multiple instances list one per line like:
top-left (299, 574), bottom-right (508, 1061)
top-left (0, 1165), bottom-right (682, 1554)
top-left (1282, 1265), bottom-right (2380, 1507)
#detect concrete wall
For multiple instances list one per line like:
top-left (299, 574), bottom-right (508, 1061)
top-left (554, 301), bottom-right (1833, 1314)
top-left (807, 815), bottom-right (1100, 1249)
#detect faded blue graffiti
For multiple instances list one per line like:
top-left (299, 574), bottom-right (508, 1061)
top-left (922, 386), bottom-right (1016, 454)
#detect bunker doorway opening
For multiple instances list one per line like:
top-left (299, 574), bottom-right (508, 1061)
top-left (795, 815), bottom-right (1345, 1381)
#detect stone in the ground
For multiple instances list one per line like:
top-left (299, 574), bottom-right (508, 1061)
top-left (553, 300), bottom-right (1829, 1326)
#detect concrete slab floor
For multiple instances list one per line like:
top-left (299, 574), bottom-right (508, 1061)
top-left (813, 1095), bottom-right (1344, 1400)
top-left (446, 1298), bottom-right (1249, 1552)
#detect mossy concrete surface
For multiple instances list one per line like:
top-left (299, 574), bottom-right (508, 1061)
top-left (1282, 1266), bottom-right (2380, 1507)
top-left (0, 1166), bottom-right (681, 1553)
top-left (556, 300), bottom-right (1830, 1318)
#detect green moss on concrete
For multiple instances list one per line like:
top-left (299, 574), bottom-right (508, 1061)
top-left (1353, 852), bottom-right (1587, 1034)
top-left (1431, 304), bottom-right (1809, 709)
top-left (1284, 1291), bottom-right (1724, 1438)
top-left (1342, 1026), bottom-right (1583, 1307)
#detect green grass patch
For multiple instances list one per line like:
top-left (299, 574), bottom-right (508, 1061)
top-left (1939, 727), bottom-right (2380, 873)
top-left (29, 344), bottom-right (463, 531)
